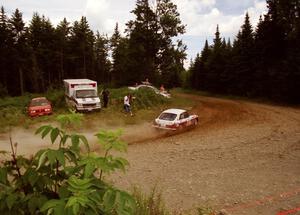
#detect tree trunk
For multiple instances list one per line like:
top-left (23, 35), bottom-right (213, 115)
top-left (19, 67), bottom-right (24, 95)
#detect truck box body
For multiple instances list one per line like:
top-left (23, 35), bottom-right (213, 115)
top-left (63, 79), bottom-right (101, 111)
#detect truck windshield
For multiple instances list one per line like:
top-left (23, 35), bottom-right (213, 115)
top-left (76, 90), bottom-right (97, 98)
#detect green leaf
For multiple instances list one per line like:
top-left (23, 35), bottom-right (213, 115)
top-left (0, 167), bottom-right (8, 184)
top-left (6, 194), bottom-right (17, 210)
top-left (103, 189), bottom-right (116, 212)
top-left (79, 135), bottom-right (90, 152)
top-left (37, 150), bottom-right (48, 169)
top-left (28, 195), bottom-right (48, 214)
top-left (28, 169), bottom-right (39, 186)
top-left (50, 128), bottom-right (60, 144)
top-left (35, 125), bottom-right (50, 135)
top-left (84, 162), bottom-right (95, 178)
top-left (61, 134), bottom-right (69, 146)
top-left (58, 186), bottom-right (70, 199)
top-left (47, 150), bottom-right (56, 167)
top-left (41, 199), bottom-right (65, 212)
top-left (56, 149), bottom-right (65, 167)
top-left (71, 135), bottom-right (80, 150)
top-left (42, 126), bottom-right (52, 139)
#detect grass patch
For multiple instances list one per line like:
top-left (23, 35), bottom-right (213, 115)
top-left (133, 187), bottom-right (170, 215)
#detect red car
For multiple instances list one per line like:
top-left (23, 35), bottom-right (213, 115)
top-left (28, 97), bottom-right (52, 117)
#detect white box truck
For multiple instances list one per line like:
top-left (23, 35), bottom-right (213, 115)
top-left (63, 79), bottom-right (101, 112)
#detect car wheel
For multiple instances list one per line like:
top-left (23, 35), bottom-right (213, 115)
top-left (178, 124), bottom-right (184, 131)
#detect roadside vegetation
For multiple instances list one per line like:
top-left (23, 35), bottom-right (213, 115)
top-left (0, 87), bottom-right (196, 132)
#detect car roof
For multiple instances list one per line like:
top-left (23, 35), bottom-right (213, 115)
top-left (162, 108), bottom-right (186, 115)
top-left (31, 97), bottom-right (47, 101)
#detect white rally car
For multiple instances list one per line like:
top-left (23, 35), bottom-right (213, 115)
top-left (153, 108), bottom-right (198, 131)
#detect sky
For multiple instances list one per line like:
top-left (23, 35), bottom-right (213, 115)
top-left (1, 0), bottom-right (267, 65)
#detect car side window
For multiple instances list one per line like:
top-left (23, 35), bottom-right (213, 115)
top-left (179, 114), bottom-right (184, 120)
top-left (184, 112), bottom-right (190, 118)
top-left (180, 112), bottom-right (189, 119)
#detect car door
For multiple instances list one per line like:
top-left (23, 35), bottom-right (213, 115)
top-left (179, 112), bottom-right (190, 127)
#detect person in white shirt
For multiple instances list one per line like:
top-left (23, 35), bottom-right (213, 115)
top-left (124, 94), bottom-right (133, 116)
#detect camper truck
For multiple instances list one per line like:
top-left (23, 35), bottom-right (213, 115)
top-left (64, 79), bottom-right (101, 112)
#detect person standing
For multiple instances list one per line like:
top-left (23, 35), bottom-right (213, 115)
top-left (102, 89), bottom-right (110, 108)
top-left (124, 94), bottom-right (133, 116)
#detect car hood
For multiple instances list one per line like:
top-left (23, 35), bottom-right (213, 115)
top-left (28, 105), bottom-right (51, 110)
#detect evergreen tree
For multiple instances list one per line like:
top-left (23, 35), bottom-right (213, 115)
top-left (9, 8), bottom-right (28, 95)
top-left (55, 18), bottom-right (71, 81)
top-left (231, 12), bottom-right (255, 96)
top-left (94, 32), bottom-right (110, 84)
top-left (126, 0), bottom-right (159, 84)
top-left (69, 17), bottom-right (95, 79)
top-left (0, 6), bottom-right (11, 95)
top-left (111, 23), bottom-right (129, 87)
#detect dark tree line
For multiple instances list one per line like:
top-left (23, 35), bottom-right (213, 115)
top-left (0, 0), bottom-right (186, 96)
top-left (188, 0), bottom-right (300, 103)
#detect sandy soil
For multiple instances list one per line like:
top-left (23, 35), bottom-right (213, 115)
top-left (0, 94), bottom-right (299, 215)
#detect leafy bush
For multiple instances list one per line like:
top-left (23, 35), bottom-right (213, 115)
top-left (45, 89), bottom-right (66, 109)
top-left (0, 124), bottom-right (135, 214)
top-left (56, 111), bottom-right (83, 129)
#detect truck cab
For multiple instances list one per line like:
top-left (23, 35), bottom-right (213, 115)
top-left (64, 79), bottom-right (101, 112)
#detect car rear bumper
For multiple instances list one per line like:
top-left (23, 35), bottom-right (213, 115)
top-left (153, 125), bottom-right (177, 131)
top-left (76, 106), bottom-right (101, 112)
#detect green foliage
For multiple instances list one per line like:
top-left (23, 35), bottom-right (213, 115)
top-left (0, 123), bottom-right (135, 214)
top-left (56, 112), bottom-right (83, 129)
top-left (45, 89), bottom-right (66, 109)
top-left (133, 187), bottom-right (169, 215)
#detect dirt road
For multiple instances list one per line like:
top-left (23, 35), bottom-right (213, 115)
top-left (110, 95), bottom-right (300, 215)
top-left (1, 94), bottom-right (299, 214)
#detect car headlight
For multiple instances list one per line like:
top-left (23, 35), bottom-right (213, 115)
top-left (30, 110), bottom-right (36, 113)
top-left (44, 108), bottom-right (51, 111)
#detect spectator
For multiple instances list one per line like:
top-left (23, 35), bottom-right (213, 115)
top-left (101, 88), bottom-right (110, 108)
top-left (142, 78), bottom-right (151, 85)
top-left (124, 94), bottom-right (133, 116)
top-left (160, 84), bottom-right (165, 92)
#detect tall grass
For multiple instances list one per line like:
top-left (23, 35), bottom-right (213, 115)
top-left (133, 187), bottom-right (170, 215)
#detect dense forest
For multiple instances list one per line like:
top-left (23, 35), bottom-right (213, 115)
top-left (0, 0), bottom-right (186, 96)
top-left (188, 0), bottom-right (300, 103)
top-left (0, 0), bottom-right (299, 103)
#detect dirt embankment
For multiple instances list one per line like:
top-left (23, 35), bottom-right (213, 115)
top-left (0, 94), bottom-right (299, 215)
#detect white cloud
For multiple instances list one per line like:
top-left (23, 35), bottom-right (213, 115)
top-left (84, 0), bottom-right (134, 35)
top-left (174, 0), bottom-right (267, 38)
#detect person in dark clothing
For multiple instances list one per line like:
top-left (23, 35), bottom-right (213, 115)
top-left (101, 89), bottom-right (110, 108)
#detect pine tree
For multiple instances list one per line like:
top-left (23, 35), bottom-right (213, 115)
top-left (9, 8), bottom-right (27, 95)
top-left (56, 18), bottom-right (70, 81)
top-left (94, 32), bottom-right (110, 84)
top-left (69, 16), bottom-right (95, 79)
top-left (0, 6), bottom-right (11, 95)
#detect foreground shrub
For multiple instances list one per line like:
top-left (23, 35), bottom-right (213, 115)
top-left (0, 124), bottom-right (135, 214)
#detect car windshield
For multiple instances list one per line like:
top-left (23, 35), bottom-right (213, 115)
top-left (159, 112), bottom-right (177, 121)
top-left (76, 90), bottom-right (97, 98)
top-left (30, 99), bottom-right (49, 106)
